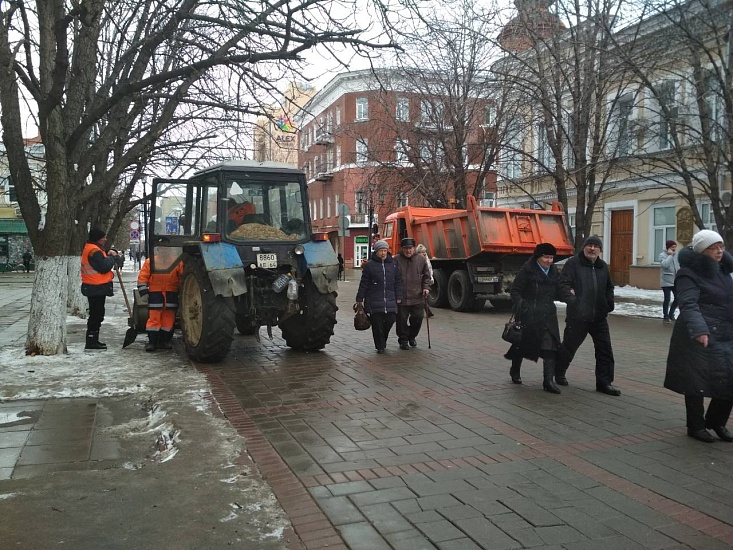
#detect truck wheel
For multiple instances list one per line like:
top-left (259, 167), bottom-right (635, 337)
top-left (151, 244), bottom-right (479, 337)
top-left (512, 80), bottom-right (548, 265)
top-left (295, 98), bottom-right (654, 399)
top-left (428, 269), bottom-right (449, 308)
top-left (447, 270), bottom-right (479, 312)
top-left (180, 259), bottom-right (235, 362)
top-left (280, 278), bottom-right (338, 351)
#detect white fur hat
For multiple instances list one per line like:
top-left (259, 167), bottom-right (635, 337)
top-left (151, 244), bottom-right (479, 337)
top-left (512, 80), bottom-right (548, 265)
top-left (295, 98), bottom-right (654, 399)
top-left (691, 229), bottom-right (724, 253)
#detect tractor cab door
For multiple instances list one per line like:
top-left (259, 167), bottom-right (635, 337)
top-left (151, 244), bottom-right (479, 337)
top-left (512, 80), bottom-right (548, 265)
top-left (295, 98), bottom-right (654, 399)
top-left (149, 177), bottom-right (208, 274)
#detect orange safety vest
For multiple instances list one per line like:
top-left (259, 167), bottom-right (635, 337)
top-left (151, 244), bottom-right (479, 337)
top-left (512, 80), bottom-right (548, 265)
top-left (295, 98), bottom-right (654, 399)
top-left (81, 243), bottom-right (114, 285)
top-left (137, 258), bottom-right (183, 293)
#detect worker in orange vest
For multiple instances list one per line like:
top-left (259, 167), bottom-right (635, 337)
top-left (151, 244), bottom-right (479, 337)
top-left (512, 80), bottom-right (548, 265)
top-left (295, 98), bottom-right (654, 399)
top-left (137, 251), bottom-right (184, 352)
top-left (81, 227), bottom-right (122, 350)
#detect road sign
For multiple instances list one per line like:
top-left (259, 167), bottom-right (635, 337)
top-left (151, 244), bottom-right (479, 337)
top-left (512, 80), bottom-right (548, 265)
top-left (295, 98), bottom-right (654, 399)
top-left (130, 221), bottom-right (140, 231)
top-left (338, 203), bottom-right (350, 216)
top-left (337, 228), bottom-right (350, 237)
top-left (130, 230), bottom-right (140, 240)
top-left (338, 216), bottom-right (350, 231)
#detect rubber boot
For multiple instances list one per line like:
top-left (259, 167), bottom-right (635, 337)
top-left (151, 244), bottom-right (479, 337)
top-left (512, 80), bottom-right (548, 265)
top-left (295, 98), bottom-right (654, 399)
top-left (158, 330), bottom-right (173, 350)
top-left (543, 357), bottom-right (561, 394)
top-left (145, 331), bottom-right (159, 353)
top-left (85, 331), bottom-right (106, 351)
top-left (509, 357), bottom-right (522, 384)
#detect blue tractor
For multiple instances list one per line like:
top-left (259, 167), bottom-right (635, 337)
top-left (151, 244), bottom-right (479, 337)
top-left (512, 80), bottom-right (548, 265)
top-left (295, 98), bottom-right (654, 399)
top-left (144, 160), bottom-right (339, 362)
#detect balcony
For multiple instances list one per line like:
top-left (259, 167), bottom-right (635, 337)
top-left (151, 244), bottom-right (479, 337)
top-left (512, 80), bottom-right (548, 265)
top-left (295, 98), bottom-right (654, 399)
top-left (350, 213), bottom-right (367, 224)
top-left (314, 129), bottom-right (334, 145)
top-left (315, 172), bottom-right (333, 182)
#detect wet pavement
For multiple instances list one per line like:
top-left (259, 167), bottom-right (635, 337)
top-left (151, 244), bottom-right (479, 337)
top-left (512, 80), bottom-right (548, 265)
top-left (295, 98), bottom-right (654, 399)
top-left (2, 269), bottom-right (733, 549)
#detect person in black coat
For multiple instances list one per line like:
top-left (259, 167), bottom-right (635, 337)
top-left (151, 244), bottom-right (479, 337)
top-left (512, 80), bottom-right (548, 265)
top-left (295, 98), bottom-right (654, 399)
top-left (356, 240), bottom-right (404, 353)
top-left (506, 243), bottom-right (572, 393)
top-left (664, 230), bottom-right (733, 443)
top-left (556, 235), bottom-right (620, 396)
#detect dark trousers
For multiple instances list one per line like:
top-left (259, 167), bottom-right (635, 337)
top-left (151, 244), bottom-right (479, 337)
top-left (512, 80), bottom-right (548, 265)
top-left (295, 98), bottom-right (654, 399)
top-left (685, 396), bottom-right (733, 431)
top-left (370, 312), bottom-right (396, 350)
top-left (87, 295), bottom-right (106, 333)
top-left (558, 317), bottom-right (615, 385)
top-left (662, 287), bottom-right (677, 319)
top-left (23, 260), bottom-right (31, 273)
top-left (397, 304), bottom-right (424, 344)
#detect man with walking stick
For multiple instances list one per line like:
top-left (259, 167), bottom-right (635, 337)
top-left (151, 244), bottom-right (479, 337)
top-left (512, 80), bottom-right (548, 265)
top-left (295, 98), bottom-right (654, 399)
top-left (395, 238), bottom-right (432, 350)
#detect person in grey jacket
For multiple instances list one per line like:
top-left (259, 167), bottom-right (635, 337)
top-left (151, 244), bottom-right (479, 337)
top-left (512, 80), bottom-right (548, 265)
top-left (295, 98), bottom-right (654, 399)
top-left (664, 230), bottom-right (733, 443)
top-left (659, 240), bottom-right (679, 323)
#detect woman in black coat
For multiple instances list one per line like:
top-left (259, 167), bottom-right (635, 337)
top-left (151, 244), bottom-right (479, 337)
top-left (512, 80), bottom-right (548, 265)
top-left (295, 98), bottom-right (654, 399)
top-left (507, 243), bottom-right (571, 393)
top-left (664, 230), bottom-right (733, 443)
top-left (356, 240), bottom-right (404, 353)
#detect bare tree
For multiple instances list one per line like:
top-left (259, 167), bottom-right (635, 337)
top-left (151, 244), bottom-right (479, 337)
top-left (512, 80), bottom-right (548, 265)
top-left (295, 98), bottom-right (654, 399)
top-left (0, 0), bottom-right (397, 355)
top-left (491, 0), bottom-right (641, 248)
top-left (358, 0), bottom-right (508, 209)
top-left (611, 0), bottom-right (733, 245)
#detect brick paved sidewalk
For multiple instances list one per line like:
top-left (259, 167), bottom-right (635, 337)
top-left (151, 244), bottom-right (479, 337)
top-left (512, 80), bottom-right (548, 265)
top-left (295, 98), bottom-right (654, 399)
top-left (197, 271), bottom-right (733, 550)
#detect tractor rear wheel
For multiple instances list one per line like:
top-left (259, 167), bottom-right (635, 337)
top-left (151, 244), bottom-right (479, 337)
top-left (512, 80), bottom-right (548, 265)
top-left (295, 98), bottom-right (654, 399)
top-left (179, 258), bottom-right (235, 362)
top-left (280, 278), bottom-right (338, 351)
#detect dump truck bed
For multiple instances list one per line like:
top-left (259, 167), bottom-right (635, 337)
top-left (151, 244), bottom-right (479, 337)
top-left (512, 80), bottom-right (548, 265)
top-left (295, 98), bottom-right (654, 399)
top-left (393, 196), bottom-right (574, 260)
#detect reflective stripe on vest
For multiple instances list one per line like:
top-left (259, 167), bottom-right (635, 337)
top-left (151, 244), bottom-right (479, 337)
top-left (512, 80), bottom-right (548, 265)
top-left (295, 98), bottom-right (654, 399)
top-left (81, 243), bottom-right (114, 285)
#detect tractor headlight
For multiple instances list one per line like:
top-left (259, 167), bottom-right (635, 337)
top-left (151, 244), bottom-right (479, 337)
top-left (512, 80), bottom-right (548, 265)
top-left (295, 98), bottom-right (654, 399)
top-left (294, 245), bottom-right (305, 256)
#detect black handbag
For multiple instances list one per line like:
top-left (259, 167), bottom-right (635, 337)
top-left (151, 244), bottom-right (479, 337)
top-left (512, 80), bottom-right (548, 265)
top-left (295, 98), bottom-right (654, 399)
top-left (501, 312), bottom-right (523, 345)
top-left (353, 303), bottom-right (371, 331)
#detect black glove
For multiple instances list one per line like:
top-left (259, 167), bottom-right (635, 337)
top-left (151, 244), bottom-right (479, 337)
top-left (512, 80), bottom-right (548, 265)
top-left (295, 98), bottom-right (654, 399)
top-left (138, 288), bottom-right (149, 297)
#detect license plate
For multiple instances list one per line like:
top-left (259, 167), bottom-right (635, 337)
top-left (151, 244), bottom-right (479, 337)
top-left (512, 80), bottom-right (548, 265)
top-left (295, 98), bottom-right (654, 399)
top-left (257, 253), bottom-right (277, 269)
top-left (476, 276), bottom-right (499, 283)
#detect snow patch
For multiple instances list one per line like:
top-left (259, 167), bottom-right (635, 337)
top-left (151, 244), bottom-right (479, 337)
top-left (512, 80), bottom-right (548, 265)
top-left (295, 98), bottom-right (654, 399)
top-left (0, 493), bottom-right (19, 500)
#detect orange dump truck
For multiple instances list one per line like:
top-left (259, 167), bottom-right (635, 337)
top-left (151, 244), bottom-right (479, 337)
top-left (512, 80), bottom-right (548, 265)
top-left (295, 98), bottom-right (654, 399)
top-left (382, 195), bottom-right (574, 311)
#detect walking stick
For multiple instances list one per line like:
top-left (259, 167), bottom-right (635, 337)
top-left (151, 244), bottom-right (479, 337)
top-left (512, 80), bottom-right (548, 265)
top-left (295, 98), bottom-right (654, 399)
top-left (424, 297), bottom-right (431, 349)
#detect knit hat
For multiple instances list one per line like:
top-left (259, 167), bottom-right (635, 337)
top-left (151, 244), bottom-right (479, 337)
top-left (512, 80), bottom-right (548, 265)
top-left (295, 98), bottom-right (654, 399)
top-left (691, 230), bottom-right (724, 253)
top-left (533, 243), bottom-right (557, 257)
top-left (88, 227), bottom-right (106, 243)
top-left (401, 237), bottom-right (416, 248)
top-left (665, 240), bottom-right (677, 250)
top-left (373, 240), bottom-right (389, 252)
top-left (583, 235), bottom-right (603, 249)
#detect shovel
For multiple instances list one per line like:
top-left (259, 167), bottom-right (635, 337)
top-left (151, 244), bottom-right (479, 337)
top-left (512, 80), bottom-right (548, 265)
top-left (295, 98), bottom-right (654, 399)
top-left (116, 267), bottom-right (138, 348)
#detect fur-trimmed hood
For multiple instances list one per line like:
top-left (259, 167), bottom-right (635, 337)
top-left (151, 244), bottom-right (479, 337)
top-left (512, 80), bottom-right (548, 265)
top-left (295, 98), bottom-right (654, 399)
top-left (677, 247), bottom-right (733, 278)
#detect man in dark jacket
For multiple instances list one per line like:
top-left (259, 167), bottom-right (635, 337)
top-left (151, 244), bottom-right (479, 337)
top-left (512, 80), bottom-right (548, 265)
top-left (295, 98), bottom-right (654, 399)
top-left (395, 237), bottom-right (432, 350)
top-left (81, 227), bottom-right (122, 350)
top-left (556, 235), bottom-right (620, 395)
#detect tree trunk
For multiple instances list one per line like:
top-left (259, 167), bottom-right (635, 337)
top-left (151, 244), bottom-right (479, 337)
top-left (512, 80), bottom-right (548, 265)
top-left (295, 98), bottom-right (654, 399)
top-left (25, 256), bottom-right (70, 355)
top-left (67, 259), bottom-right (87, 317)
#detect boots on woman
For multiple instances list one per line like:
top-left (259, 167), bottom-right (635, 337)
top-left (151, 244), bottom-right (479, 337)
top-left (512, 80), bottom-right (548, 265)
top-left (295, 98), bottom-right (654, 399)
top-left (543, 357), bottom-right (561, 394)
top-left (509, 357), bottom-right (522, 384)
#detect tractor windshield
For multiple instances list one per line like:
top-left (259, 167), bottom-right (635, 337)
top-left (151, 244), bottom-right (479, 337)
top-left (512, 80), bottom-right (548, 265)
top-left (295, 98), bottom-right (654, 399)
top-left (225, 178), bottom-right (307, 241)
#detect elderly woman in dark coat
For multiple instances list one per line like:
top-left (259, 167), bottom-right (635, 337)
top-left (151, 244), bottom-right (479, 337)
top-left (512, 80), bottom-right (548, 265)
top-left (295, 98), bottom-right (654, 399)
top-left (506, 243), bottom-right (572, 393)
top-left (356, 240), bottom-right (404, 354)
top-left (665, 230), bottom-right (733, 443)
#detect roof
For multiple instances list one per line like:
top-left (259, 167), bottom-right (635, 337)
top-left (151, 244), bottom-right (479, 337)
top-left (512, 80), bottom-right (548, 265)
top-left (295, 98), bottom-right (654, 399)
top-left (193, 160), bottom-right (305, 177)
top-left (0, 218), bottom-right (29, 234)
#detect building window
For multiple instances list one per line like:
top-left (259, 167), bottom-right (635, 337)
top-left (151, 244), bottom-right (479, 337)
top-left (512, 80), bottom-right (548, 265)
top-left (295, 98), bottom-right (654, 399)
top-left (356, 97), bottom-right (368, 121)
top-left (397, 191), bottom-right (408, 208)
top-left (612, 93), bottom-right (634, 157)
top-left (702, 71), bottom-right (724, 142)
top-left (319, 198), bottom-right (323, 219)
top-left (653, 205), bottom-right (676, 260)
top-left (656, 80), bottom-right (676, 151)
top-left (701, 202), bottom-right (718, 232)
top-left (395, 140), bottom-right (408, 164)
top-left (356, 191), bottom-right (366, 214)
top-left (484, 105), bottom-right (496, 126)
top-left (327, 196), bottom-right (331, 218)
top-left (336, 107), bottom-right (341, 127)
top-left (356, 139), bottom-right (368, 163)
top-left (396, 97), bottom-right (409, 122)
top-left (503, 123), bottom-right (522, 179)
top-left (336, 145), bottom-right (342, 167)
top-left (535, 122), bottom-right (555, 172)
top-left (327, 112), bottom-right (333, 133)
top-left (420, 99), bottom-right (443, 126)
